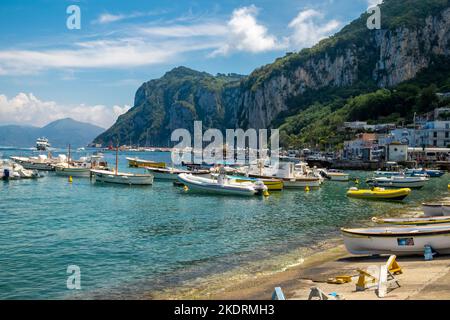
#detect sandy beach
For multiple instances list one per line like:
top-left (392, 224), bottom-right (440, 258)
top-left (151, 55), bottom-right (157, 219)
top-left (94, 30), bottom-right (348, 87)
top-left (173, 244), bottom-right (450, 300)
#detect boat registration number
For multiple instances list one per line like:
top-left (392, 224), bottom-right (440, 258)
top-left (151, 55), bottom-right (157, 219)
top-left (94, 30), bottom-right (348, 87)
top-left (397, 238), bottom-right (415, 246)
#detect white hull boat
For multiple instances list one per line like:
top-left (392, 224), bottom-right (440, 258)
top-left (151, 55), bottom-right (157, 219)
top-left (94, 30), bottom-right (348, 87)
top-left (147, 167), bottom-right (210, 180)
top-left (55, 165), bottom-right (92, 177)
top-left (422, 203), bottom-right (450, 216)
top-left (342, 224), bottom-right (450, 255)
top-left (422, 203), bottom-right (444, 216)
top-left (178, 173), bottom-right (267, 196)
top-left (281, 177), bottom-right (322, 188)
top-left (318, 169), bottom-right (349, 181)
top-left (91, 169), bottom-right (154, 185)
top-left (368, 176), bottom-right (428, 189)
top-left (11, 156), bottom-right (55, 171)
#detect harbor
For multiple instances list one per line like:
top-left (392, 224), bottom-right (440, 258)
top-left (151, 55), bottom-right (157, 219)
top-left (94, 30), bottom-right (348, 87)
top-left (1, 146), bottom-right (450, 299)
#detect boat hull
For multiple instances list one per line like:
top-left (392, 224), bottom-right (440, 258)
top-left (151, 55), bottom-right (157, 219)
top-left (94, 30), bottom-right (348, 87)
top-left (327, 173), bottom-right (350, 181)
top-left (342, 225), bottom-right (450, 255)
top-left (178, 174), bottom-right (259, 196)
top-left (92, 170), bottom-right (154, 185)
top-left (368, 177), bottom-right (427, 189)
top-left (423, 203), bottom-right (444, 216)
top-left (126, 157), bottom-right (166, 169)
top-left (373, 215), bottom-right (450, 225)
top-left (55, 166), bottom-right (91, 177)
top-left (347, 188), bottom-right (411, 201)
top-left (228, 176), bottom-right (283, 191)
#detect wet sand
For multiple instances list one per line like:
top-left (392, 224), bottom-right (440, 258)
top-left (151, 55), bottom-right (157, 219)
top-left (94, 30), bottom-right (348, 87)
top-left (153, 243), bottom-right (450, 300)
top-left (208, 246), bottom-right (450, 300)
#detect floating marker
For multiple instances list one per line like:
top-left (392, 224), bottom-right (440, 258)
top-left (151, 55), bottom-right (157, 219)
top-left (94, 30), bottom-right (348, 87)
top-left (69, 176), bottom-right (73, 183)
top-left (305, 186), bottom-right (310, 192)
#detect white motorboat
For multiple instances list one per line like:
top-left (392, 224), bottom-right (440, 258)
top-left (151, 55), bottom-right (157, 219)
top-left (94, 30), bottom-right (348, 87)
top-left (342, 224), bottom-right (450, 255)
top-left (367, 176), bottom-right (428, 189)
top-left (91, 148), bottom-right (153, 185)
top-left (238, 162), bottom-right (321, 189)
top-left (177, 173), bottom-right (268, 196)
top-left (146, 166), bottom-right (209, 180)
top-left (36, 137), bottom-right (50, 151)
top-left (317, 168), bottom-right (349, 181)
top-left (10, 155), bottom-right (56, 171)
top-left (1, 160), bottom-right (40, 180)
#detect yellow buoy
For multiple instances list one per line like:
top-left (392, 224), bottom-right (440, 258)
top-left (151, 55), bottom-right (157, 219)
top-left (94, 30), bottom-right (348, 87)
top-left (305, 186), bottom-right (310, 192)
top-left (183, 185), bottom-right (189, 192)
top-left (263, 190), bottom-right (270, 197)
top-left (355, 179), bottom-right (359, 184)
top-left (68, 176), bottom-right (73, 183)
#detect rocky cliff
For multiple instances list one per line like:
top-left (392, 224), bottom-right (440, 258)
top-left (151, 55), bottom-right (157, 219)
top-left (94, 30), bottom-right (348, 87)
top-left (94, 0), bottom-right (450, 147)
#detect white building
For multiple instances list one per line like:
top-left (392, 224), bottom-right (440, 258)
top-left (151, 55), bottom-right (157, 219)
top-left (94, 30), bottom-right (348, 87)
top-left (420, 121), bottom-right (450, 147)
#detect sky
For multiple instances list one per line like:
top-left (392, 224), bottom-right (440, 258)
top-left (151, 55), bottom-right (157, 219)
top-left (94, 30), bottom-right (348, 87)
top-left (0, 0), bottom-right (380, 129)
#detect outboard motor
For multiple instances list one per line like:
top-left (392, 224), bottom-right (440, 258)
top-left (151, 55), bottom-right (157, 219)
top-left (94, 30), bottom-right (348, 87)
top-left (3, 168), bottom-right (10, 180)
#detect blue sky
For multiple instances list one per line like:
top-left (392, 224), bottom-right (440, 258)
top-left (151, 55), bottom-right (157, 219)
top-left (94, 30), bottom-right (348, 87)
top-left (0, 0), bottom-right (377, 128)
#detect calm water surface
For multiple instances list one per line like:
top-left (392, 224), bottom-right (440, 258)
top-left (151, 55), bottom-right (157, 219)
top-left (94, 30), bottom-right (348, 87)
top-left (0, 148), bottom-right (448, 299)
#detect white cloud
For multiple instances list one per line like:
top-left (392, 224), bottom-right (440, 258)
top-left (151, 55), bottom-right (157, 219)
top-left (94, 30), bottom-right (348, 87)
top-left (288, 9), bottom-right (341, 49)
top-left (0, 93), bottom-right (130, 128)
top-left (0, 6), bottom-right (344, 74)
top-left (367, 0), bottom-right (383, 7)
top-left (93, 10), bottom-right (165, 24)
top-left (138, 24), bottom-right (228, 38)
top-left (211, 5), bottom-right (281, 56)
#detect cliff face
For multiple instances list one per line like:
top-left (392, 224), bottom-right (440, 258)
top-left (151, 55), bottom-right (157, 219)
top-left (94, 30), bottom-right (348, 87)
top-left (94, 0), bottom-right (450, 147)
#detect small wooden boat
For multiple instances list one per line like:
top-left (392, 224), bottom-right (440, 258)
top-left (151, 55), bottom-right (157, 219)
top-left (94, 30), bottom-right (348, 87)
top-left (422, 203), bottom-right (444, 216)
top-left (346, 187), bottom-right (411, 201)
top-left (55, 164), bottom-right (92, 177)
top-left (92, 148), bottom-right (154, 185)
top-left (91, 169), bottom-right (154, 185)
top-left (372, 215), bottom-right (450, 225)
top-left (126, 157), bottom-right (166, 169)
top-left (367, 176), bottom-right (428, 189)
top-left (226, 175), bottom-right (283, 191)
top-left (178, 173), bottom-right (268, 196)
top-left (325, 169), bottom-right (350, 181)
top-left (342, 224), bottom-right (450, 255)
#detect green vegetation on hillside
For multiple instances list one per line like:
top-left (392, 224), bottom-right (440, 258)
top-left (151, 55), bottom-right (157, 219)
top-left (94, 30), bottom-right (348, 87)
top-left (279, 56), bottom-right (450, 150)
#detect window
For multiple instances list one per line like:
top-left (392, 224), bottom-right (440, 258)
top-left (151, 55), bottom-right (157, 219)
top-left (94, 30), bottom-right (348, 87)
top-left (434, 140), bottom-right (438, 146)
top-left (446, 132), bottom-right (449, 138)
top-left (434, 131), bottom-right (438, 138)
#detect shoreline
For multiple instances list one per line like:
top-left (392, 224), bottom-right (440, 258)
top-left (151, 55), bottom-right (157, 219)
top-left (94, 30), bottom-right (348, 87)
top-left (148, 193), bottom-right (450, 300)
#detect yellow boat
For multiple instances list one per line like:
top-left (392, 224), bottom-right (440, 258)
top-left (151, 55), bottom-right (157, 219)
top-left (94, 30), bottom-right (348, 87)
top-left (372, 215), bottom-right (450, 225)
top-left (126, 157), bottom-right (166, 169)
top-left (229, 176), bottom-right (283, 191)
top-left (346, 187), bottom-right (411, 201)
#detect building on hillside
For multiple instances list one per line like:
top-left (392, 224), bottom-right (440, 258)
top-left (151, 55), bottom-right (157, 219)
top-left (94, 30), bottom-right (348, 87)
top-left (343, 133), bottom-right (379, 160)
top-left (420, 121), bottom-right (450, 147)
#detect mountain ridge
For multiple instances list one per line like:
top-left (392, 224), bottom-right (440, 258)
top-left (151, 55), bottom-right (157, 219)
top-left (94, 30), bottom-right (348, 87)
top-left (0, 118), bottom-right (105, 148)
top-left (93, 0), bottom-right (450, 148)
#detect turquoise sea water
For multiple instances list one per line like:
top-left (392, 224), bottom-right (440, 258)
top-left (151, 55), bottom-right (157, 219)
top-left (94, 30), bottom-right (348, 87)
top-left (0, 147), bottom-right (448, 299)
